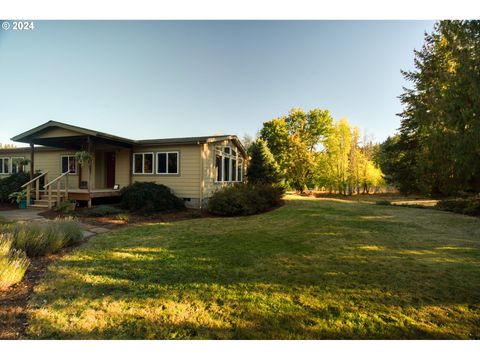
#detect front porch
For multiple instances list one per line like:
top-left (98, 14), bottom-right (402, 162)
top-left (12, 121), bottom-right (134, 209)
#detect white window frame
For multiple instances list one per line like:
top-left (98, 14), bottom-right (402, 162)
top-left (60, 155), bottom-right (78, 175)
top-left (132, 152), bottom-right (154, 175)
top-left (11, 157), bottom-right (25, 174)
top-left (156, 151), bottom-right (180, 175)
top-left (0, 157), bottom-right (10, 175)
top-left (214, 146), bottom-right (244, 183)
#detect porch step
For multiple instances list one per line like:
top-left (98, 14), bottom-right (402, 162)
top-left (27, 204), bottom-right (50, 209)
top-left (33, 199), bottom-right (52, 206)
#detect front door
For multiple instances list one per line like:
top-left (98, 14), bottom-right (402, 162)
top-left (105, 152), bottom-right (116, 188)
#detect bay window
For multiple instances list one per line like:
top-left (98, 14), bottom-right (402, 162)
top-left (215, 146), bottom-right (243, 183)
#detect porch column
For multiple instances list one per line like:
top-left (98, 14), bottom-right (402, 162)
top-left (129, 147), bottom-right (133, 185)
top-left (29, 142), bottom-right (35, 180)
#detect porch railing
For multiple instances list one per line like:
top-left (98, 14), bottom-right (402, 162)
top-left (21, 171), bottom-right (49, 206)
top-left (44, 171), bottom-right (71, 208)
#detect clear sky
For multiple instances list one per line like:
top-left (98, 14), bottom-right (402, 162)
top-left (0, 20), bottom-right (434, 146)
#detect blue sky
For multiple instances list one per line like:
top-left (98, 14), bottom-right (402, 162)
top-left (0, 20), bottom-right (434, 145)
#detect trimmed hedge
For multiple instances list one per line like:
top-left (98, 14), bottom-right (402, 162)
top-left (0, 172), bottom-right (29, 203)
top-left (436, 197), bottom-right (480, 216)
top-left (207, 183), bottom-right (284, 216)
top-left (120, 182), bottom-right (185, 213)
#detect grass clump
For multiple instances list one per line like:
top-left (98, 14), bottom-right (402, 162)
top-left (208, 183), bottom-right (284, 216)
top-left (120, 182), bottom-right (185, 214)
top-left (84, 205), bottom-right (122, 217)
top-left (8, 218), bottom-right (83, 257)
top-left (0, 233), bottom-right (30, 290)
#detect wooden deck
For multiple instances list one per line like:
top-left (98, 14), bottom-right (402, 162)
top-left (39, 188), bottom-right (121, 205)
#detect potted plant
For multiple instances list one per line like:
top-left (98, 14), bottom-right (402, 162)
top-left (9, 190), bottom-right (27, 209)
top-left (75, 151), bottom-right (93, 191)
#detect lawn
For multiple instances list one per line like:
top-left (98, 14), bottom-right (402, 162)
top-left (26, 195), bottom-right (480, 339)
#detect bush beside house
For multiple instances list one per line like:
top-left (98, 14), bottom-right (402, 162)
top-left (0, 173), bottom-right (29, 203)
top-left (120, 182), bottom-right (185, 214)
top-left (208, 183), bottom-right (284, 216)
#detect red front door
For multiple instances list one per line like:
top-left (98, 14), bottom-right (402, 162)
top-left (105, 152), bottom-right (116, 188)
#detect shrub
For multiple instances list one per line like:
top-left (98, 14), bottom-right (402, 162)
top-left (120, 182), bottom-right (185, 214)
top-left (8, 218), bottom-right (83, 257)
top-left (114, 213), bottom-right (130, 223)
top-left (208, 183), bottom-right (284, 216)
top-left (0, 233), bottom-right (30, 290)
top-left (54, 200), bottom-right (76, 214)
top-left (51, 218), bottom-right (83, 246)
top-left (436, 197), bottom-right (480, 216)
top-left (0, 172), bottom-right (30, 203)
top-left (84, 205), bottom-right (122, 217)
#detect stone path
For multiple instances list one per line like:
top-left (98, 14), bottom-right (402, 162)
top-left (0, 209), bottom-right (112, 238)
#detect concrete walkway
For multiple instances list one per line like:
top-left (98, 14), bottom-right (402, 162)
top-left (0, 209), bottom-right (45, 222)
top-left (0, 209), bottom-right (112, 239)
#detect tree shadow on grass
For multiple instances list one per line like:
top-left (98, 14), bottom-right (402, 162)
top-left (26, 199), bottom-right (480, 339)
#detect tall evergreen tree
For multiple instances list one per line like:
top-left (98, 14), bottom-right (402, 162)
top-left (246, 139), bottom-right (281, 185)
top-left (396, 20), bottom-right (480, 195)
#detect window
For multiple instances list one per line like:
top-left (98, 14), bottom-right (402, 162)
top-left (133, 153), bottom-right (154, 174)
top-left (237, 159), bottom-right (243, 182)
top-left (0, 157), bottom-right (10, 174)
top-left (11, 157), bottom-right (25, 174)
top-left (156, 152), bottom-right (179, 174)
top-left (214, 146), bottom-right (244, 183)
top-left (215, 154), bottom-right (222, 181)
top-left (61, 155), bottom-right (77, 174)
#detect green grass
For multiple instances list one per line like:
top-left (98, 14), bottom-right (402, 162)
top-left (26, 195), bottom-right (480, 339)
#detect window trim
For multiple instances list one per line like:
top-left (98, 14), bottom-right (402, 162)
top-left (60, 155), bottom-right (78, 175)
top-left (132, 152), bottom-right (154, 175)
top-left (155, 151), bottom-right (180, 175)
top-left (0, 157), bottom-right (11, 175)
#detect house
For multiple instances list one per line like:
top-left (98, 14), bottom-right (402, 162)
top-left (0, 121), bottom-right (247, 209)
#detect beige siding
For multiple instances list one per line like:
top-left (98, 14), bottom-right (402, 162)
top-left (35, 127), bottom-right (83, 139)
top-left (0, 149), bottom-right (80, 188)
top-left (131, 144), bottom-right (201, 198)
top-left (116, 148), bottom-right (131, 188)
top-left (34, 150), bottom-right (80, 188)
top-left (202, 140), bottom-right (247, 200)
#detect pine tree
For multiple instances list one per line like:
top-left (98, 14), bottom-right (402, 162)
top-left (246, 139), bottom-right (281, 185)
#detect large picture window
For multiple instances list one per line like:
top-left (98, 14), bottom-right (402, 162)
top-left (156, 152), bottom-right (179, 174)
top-left (0, 157), bottom-right (10, 174)
top-left (133, 153), bottom-right (154, 174)
top-left (61, 155), bottom-right (77, 174)
top-left (215, 146), bottom-right (243, 183)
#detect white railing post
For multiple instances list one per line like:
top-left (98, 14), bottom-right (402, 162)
top-left (57, 180), bottom-right (61, 206)
top-left (35, 178), bottom-right (40, 201)
top-left (48, 185), bottom-right (52, 209)
top-left (65, 173), bottom-right (69, 199)
top-left (26, 184), bottom-right (31, 207)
